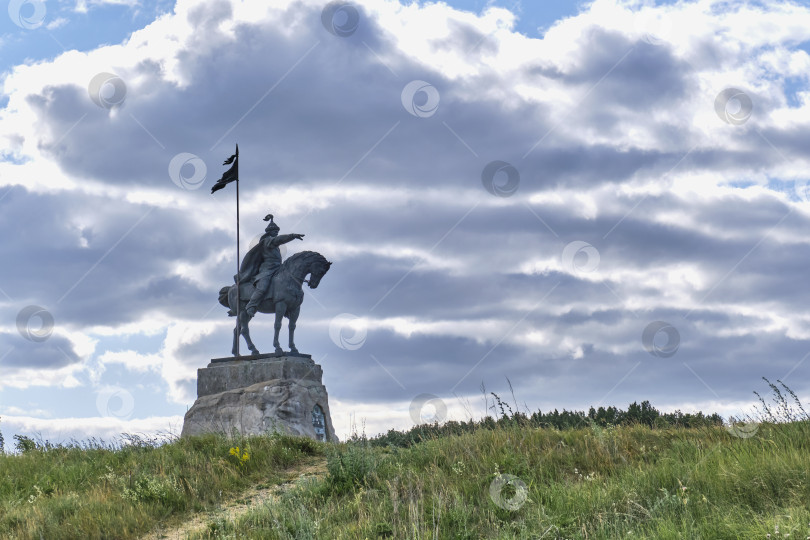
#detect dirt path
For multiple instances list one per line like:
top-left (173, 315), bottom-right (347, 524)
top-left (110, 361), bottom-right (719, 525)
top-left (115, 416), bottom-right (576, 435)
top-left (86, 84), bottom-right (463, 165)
top-left (138, 457), bottom-right (328, 540)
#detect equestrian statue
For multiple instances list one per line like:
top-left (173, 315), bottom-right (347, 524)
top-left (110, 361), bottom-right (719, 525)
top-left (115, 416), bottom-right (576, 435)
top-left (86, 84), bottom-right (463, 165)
top-left (218, 214), bottom-right (331, 356)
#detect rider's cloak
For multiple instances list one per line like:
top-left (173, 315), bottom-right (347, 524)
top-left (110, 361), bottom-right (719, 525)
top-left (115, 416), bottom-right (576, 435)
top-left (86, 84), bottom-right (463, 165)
top-left (235, 231), bottom-right (275, 286)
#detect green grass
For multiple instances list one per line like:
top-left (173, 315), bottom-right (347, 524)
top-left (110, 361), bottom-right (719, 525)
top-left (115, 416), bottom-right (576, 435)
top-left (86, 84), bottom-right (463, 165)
top-left (184, 421), bottom-right (810, 539)
top-left (0, 431), bottom-right (322, 539)
top-left (183, 379), bottom-right (810, 539)
top-left (1, 378), bottom-right (808, 539)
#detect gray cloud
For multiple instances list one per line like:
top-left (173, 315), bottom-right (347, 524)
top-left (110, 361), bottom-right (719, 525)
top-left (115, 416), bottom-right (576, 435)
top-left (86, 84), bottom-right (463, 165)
top-left (2, 0), bottom-right (810, 438)
top-left (0, 331), bottom-right (80, 370)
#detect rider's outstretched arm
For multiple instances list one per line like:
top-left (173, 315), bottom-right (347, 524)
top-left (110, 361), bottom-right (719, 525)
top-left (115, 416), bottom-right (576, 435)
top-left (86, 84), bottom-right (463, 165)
top-left (270, 233), bottom-right (304, 246)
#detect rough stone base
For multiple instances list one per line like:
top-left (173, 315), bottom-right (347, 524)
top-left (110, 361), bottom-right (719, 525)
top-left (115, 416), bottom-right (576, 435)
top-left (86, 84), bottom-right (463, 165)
top-left (181, 356), bottom-right (338, 442)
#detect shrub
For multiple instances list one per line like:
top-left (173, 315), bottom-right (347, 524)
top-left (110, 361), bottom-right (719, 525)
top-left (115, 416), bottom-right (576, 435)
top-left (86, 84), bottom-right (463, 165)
top-left (325, 443), bottom-right (377, 495)
top-left (14, 435), bottom-right (38, 454)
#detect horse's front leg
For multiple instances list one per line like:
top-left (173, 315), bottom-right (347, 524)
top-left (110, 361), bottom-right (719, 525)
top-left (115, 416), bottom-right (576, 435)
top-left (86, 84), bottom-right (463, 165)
top-left (288, 305), bottom-right (300, 355)
top-left (273, 302), bottom-right (286, 355)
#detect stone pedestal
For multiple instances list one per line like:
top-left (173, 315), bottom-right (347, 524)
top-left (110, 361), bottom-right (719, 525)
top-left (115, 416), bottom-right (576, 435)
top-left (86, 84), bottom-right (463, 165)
top-left (181, 354), bottom-right (338, 442)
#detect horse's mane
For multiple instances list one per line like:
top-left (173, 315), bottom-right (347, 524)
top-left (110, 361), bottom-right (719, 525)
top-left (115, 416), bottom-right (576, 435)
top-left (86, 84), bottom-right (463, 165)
top-left (282, 250), bottom-right (328, 274)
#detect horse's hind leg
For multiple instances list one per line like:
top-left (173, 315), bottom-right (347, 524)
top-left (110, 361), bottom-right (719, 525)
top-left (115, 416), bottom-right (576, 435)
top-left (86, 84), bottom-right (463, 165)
top-left (273, 302), bottom-right (286, 355)
top-left (240, 310), bottom-right (259, 355)
top-left (230, 286), bottom-right (239, 356)
top-left (288, 306), bottom-right (300, 355)
top-left (232, 324), bottom-right (239, 356)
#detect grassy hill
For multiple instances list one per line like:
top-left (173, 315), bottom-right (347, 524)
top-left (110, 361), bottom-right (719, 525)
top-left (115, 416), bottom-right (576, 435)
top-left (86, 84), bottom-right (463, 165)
top-left (0, 379), bottom-right (808, 539)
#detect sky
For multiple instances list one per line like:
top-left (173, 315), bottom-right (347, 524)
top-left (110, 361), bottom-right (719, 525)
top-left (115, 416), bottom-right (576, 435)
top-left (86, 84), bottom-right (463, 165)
top-left (1, 0), bottom-right (810, 449)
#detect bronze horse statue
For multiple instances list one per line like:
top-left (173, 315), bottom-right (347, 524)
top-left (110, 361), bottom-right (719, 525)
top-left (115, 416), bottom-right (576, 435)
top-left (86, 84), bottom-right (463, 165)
top-left (219, 250), bottom-right (331, 356)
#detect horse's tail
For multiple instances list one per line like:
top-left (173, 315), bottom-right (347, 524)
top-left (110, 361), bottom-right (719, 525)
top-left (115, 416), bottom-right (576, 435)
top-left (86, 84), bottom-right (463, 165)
top-left (218, 286), bottom-right (233, 315)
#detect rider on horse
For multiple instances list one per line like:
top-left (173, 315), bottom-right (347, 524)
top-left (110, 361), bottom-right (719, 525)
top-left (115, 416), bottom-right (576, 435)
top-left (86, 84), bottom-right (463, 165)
top-left (237, 214), bottom-right (305, 319)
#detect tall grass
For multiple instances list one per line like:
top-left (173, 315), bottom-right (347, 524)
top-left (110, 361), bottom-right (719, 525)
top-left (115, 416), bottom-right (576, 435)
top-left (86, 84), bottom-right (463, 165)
top-left (1, 379), bottom-right (808, 539)
top-left (0, 430), bottom-right (322, 539)
top-left (187, 380), bottom-right (810, 539)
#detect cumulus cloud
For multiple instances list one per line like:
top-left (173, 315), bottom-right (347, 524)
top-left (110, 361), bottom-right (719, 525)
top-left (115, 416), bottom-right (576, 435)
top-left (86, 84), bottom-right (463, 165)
top-left (74, 0), bottom-right (141, 14)
top-left (2, 0), bottom-right (810, 444)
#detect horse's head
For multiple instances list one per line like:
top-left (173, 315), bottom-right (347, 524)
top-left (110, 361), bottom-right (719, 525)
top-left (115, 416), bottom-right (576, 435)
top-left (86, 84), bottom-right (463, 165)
top-left (307, 259), bottom-right (332, 289)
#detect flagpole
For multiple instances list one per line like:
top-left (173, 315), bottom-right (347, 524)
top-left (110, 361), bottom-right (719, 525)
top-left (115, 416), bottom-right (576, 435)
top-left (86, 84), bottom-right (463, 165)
top-left (211, 144), bottom-right (241, 356)
top-left (235, 145), bottom-right (241, 357)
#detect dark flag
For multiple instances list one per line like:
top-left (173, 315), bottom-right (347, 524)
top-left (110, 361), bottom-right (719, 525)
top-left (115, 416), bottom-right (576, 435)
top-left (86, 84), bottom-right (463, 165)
top-left (211, 144), bottom-right (239, 193)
